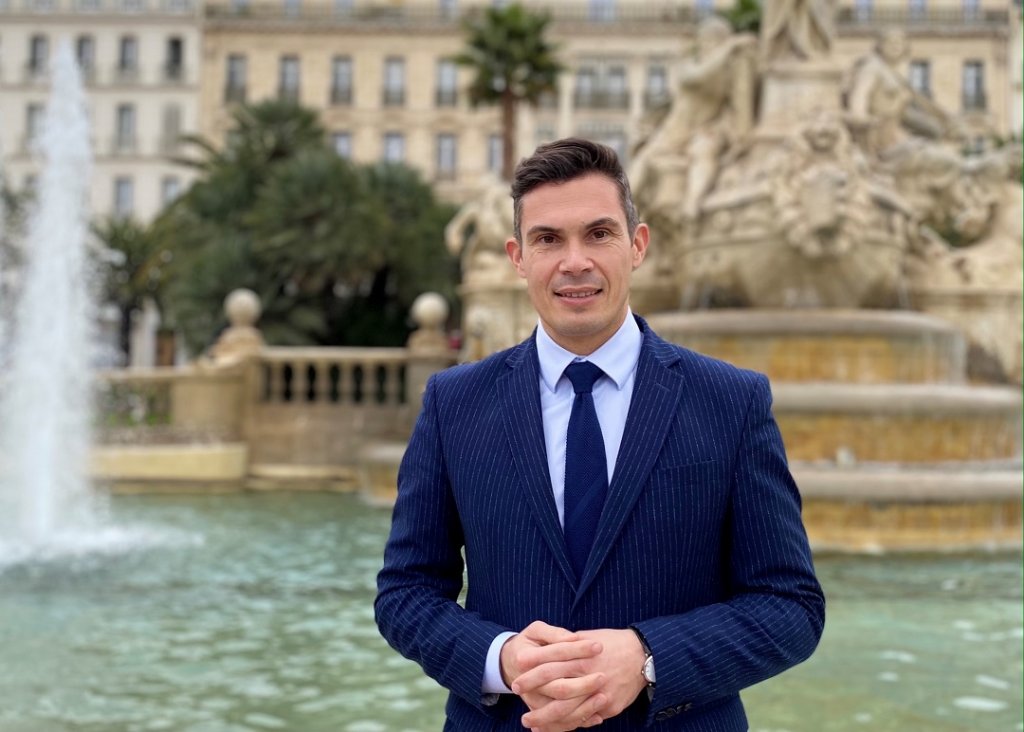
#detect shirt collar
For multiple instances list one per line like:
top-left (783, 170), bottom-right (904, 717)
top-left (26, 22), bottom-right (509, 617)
top-left (536, 310), bottom-right (642, 393)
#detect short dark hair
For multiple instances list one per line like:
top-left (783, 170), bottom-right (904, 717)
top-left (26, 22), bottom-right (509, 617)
top-left (510, 137), bottom-right (639, 243)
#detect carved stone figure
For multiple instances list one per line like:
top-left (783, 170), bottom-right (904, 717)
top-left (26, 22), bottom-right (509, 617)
top-left (445, 176), bottom-right (516, 285)
top-left (630, 17), bottom-right (757, 227)
top-left (761, 0), bottom-right (835, 63)
top-left (843, 29), bottom-right (952, 158)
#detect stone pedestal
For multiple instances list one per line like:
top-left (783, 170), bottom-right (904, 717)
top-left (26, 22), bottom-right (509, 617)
top-left (757, 61), bottom-right (843, 137)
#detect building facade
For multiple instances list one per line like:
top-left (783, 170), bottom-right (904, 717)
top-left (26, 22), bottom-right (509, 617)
top-left (199, 0), bottom-right (1018, 204)
top-left (0, 0), bottom-right (1016, 221)
top-left (0, 0), bottom-right (201, 222)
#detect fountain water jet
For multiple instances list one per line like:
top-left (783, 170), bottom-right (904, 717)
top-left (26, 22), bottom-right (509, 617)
top-left (0, 41), bottom-right (101, 562)
top-left (0, 43), bottom-right (198, 568)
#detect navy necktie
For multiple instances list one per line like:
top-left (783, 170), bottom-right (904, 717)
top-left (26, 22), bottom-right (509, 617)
top-left (563, 361), bottom-right (608, 582)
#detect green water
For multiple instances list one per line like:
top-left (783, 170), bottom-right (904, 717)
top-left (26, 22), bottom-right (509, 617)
top-left (0, 493), bottom-right (1019, 732)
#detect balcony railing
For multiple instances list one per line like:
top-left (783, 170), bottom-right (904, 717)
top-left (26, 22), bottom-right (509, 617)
top-left (114, 66), bottom-right (140, 84)
top-left (435, 89), bottom-right (457, 108)
top-left (573, 89), bottom-right (630, 111)
top-left (644, 90), bottom-right (670, 109)
top-left (962, 90), bottom-right (987, 112)
top-left (0, 0), bottom-right (193, 12)
top-left (382, 88), bottom-right (405, 107)
top-left (111, 135), bottom-right (138, 155)
top-left (23, 63), bottom-right (47, 81)
top-left (835, 5), bottom-right (1009, 30)
top-left (197, 0), bottom-right (1007, 33)
top-left (330, 86), bottom-right (353, 105)
top-left (163, 63), bottom-right (185, 82)
top-left (224, 84), bottom-right (247, 103)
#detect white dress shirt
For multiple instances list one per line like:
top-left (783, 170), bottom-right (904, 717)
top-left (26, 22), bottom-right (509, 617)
top-left (481, 311), bottom-right (643, 695)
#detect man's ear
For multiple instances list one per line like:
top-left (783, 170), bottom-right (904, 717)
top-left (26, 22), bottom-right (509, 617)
top-left (505, 238), bottom-right (526, 278)
top-left (631, 223), bottom-right (650, 270)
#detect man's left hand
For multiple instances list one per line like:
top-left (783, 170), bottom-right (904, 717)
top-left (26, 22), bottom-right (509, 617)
top-left (516, 628), bottom-right (648, 728)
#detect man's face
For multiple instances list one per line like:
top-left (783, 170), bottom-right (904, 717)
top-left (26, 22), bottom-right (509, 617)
top-left (505, 173), bottom-right (649, 355)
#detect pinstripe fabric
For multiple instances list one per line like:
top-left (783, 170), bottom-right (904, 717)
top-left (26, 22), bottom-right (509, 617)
top-left (376, 315), bottom-right (825, 731)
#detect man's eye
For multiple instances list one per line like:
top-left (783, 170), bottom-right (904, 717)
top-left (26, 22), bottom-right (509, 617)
top-left (538, 235), bottom-right (556, 245)
top-left (592, 229), bottom-right (609, 239)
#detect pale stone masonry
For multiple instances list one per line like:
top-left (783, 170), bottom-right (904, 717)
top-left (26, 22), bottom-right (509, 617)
top-left (0, 0), bottom-right (201, 222)
top-left (0, 0), bottom-right (1018, 218)
top-left (199, 0), bottom-right (1020, 204)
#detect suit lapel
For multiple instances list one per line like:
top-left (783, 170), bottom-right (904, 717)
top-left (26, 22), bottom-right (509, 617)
top-left (497, 337), bottom-right (577, 589)
top-left (574, 326), bottom-right (684, 604)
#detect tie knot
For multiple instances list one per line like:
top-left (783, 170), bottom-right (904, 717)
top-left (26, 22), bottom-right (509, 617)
top-left (565, 361), bottom-right (605, 395)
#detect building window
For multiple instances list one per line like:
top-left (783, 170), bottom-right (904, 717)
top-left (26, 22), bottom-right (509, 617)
top-left (75, 35), bottom-right (95, 78)
top-left (588, 0), bottom-right (615, 22)
top-left (230, 0), bottom-right (248, 10)
top-left (439, 0), bottom-right (457, 18)
top-left (908, 0), bottom-right (926, 20)
top-left (330, 56), bottom-right (353, 105)
top-left (580, 125), bottom-right (626, 163)
top-left (283, 0), bottom-right (301, 16)
top-left (279, 55), bottom-right (301, 102)
top-left (161, 176), bottom-right (182, 205)
top-left (487, 134), bottom-right (503, 174)
top-left (115, 104), bottom-right (136, 152)
top-left (114, 177), bottom-right (134, 218)
top-left (383, 57), bottom-right (405, 107)
top-left (24, 103), bottom-right (44, 151)
top-left (962, 60), bottom-right (986, 110)
top-left (76, 0), bottom-right (102, 9)
top-left (436, 60), bottom-right (458, 107)
top-left (908, 60), bottom-right (931, 96)
top-left (118, 35), bottom-right (139, 81)
top-left (165, 36), bottom-right (184, 81)
top-left (334, 0), bottom-right (353, 14)
top-left (962, 0), bottom-right (979, 19)
top-left (225, 54), bottom-right (247, 103)
top-left (383, 132), bottom-right (405, 162)
top-left (28, 35), bottom-right (48, 76)
top-left (695, 0), bottom-right (714, 17)
top-left (574, 63), bottom-right (629, 110)
top-left (161, 104), bottom-right (182, 154)
top-left (645, 64), bottom-right (668, 108)
top-left (853, 0), bottom-right (872, 21)
top-left (606, 66), bottom-right (628, 108)
top-left (574, 66), bottom-right (597, 107)
top-left (436, 133), bottom-right (457, 179)
top-left (332, 132), bottom-right (352, 158)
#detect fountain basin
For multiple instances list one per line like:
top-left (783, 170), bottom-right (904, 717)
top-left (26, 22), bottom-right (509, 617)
top-left (91, 444), bottom-right (249, 492)
top-left (646, 309), bottom-right (966, 384)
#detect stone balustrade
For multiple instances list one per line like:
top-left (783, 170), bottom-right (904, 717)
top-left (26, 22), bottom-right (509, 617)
top-left (258, 347), bottom-right (408, 407)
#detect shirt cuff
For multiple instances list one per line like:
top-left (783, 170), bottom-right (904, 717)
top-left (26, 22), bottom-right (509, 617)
top-left (482, 631), bottom-right (517, 694)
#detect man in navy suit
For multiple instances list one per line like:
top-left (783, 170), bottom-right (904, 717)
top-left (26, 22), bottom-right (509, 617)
top-left (376, 138), bottom-right (824, 731)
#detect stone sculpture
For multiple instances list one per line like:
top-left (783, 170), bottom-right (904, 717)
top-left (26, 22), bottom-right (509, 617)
top-left (761, 0), bottom-right (835, 63)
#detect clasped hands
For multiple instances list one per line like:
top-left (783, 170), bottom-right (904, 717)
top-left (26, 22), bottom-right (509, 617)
top-left (499, 621), bottom-right (647, 732)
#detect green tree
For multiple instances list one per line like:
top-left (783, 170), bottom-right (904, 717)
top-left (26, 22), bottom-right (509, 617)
top-left (724, 0), bottom-right (762, 34)
top-left (155, 100), bottom-right (457, 354)
top-left (454, 3), bottom-right (562, 180)
top-left (93, 216), bottom-right (168, 363)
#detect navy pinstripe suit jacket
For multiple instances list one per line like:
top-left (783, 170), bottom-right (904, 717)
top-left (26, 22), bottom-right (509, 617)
top-left (376, 316), bottom-right (825, 731)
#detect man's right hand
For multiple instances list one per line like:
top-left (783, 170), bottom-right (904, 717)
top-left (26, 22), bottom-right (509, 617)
top-left (500, 621), bottom-right (607, 732)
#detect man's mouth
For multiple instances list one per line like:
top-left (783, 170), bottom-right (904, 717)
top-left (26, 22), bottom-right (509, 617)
top-left (556, 289), bottom-right (601, 299)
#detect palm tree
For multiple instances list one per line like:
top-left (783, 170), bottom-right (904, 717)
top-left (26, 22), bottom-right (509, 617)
top-left (454, 3), bottom-right (563, 180)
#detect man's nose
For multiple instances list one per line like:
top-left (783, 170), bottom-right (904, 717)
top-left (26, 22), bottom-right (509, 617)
top-left (559, 239), bottom-right (593, 273)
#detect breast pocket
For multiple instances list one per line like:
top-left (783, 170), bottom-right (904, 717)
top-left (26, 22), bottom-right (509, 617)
top-left (640, 460), bottom-right (729, 552)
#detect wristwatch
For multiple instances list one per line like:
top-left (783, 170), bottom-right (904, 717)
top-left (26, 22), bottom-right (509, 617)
top-left (631, 627), bottom-right (656, 687)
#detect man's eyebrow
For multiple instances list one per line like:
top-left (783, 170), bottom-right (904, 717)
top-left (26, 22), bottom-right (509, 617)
top-left (525, 224), bottom-right (562, 239)
top-left (586, 217), bottom-right (623, 231)
top-left (525, 217), bottom-right (623, 239)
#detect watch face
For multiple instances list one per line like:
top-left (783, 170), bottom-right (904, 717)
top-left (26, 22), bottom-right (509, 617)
top-left (643, 655), bottom-right (656, 684)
